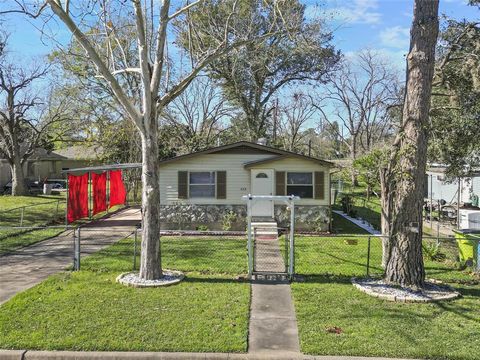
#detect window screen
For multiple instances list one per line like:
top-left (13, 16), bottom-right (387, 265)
top-left (286, 172), bottom-right (313, 198)
top-left (189, 171), bottom-right (215, 198)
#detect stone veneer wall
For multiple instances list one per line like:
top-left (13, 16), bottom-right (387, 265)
top-left (159, 204), bottom-right (330, 231)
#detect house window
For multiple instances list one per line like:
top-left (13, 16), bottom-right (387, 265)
top-left (189, 171), bottom-right (215, 198)
top-left (256, 172), bottom-right (268, 178)
top-left (287, 172), bottom-right (313, 198)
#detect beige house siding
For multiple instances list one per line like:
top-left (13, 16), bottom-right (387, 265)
top-left (249, 157), bottom-right (330, 206)
top-left (159, 153), bottom-right (330, 206)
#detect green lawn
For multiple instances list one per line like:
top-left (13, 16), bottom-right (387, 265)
top-left (334, 184), bottom-right (382, 230)
top-left (292, 218), bottom-right (480, 359)
top-left (0, 235), bottom-right (250, 352)
top-left (0, 195), bottom-right (66, 254)
top-left (292, 276), bottom-right (480, 360)
top-left (0, 194), bottom-right (125, 254)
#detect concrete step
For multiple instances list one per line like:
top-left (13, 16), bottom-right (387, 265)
top-left (252, 222), bottom-right (278, 227)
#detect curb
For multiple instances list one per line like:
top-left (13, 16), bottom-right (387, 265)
top-left (0, 350), bottom-right (26, 360)
top-left (0, 350), bottom-right (420, 360)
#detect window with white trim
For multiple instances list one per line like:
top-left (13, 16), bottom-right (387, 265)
top-left (286, 172), bottom-right (313, 198)
top-left (189, 171), bottom-right (215, 198)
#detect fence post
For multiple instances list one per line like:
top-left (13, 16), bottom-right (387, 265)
top-left (73, 227), bottom-right (81, 271)
top-left (366, 236), bottom-right (371, 277)
top-left (253, 227), bottom-right (257, 274)
top-left (247, 196), bottom-right (253, 279)
top-left (289, 201), bottom-right (295, 278)
top-left (476, 239), bottom-right (480, 274)
top-left (285, 228), bottom-right (289, 274)
top-left (20, 207), bottom-right (25, 226)
top-left (133, 228), bottom-right (138, 271)
top-left (55, 199), bottom-right (60, 220)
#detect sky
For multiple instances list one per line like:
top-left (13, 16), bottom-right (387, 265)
top-left (1, 0), bottom-right (476, 69)
top-left (0, 0), bottom-right (477, 133)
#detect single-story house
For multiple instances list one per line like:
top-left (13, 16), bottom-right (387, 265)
top-left (157, 141), bottom-right (334, 231)
top-left (0, 145), bottom-right (102, 190)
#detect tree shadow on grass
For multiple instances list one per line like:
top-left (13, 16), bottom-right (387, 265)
top-left (298, 274), bottom-right (480, 324)
top-left (180, 275), bottom-right (248, 285)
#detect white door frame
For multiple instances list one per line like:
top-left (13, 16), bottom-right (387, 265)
top-left (250, 168), bottom-right (274, 217)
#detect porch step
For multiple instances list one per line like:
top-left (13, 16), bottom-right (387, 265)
top-left (252, 216), bottom-right (275, 222)
top-left (252, 221), bottom-right (278, 237)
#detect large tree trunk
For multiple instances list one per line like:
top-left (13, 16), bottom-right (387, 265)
top-left (379, 167), bottom-right (392, 268)
top-left (384, 0), bottom-right (439, 288)
top-left (10, 157), bottom-right (27, 196)
top-left (139, 115), bottom-right (162, 280)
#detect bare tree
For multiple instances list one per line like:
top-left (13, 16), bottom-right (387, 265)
top-left (277, 92), bottom-right (315, 152)
top-left (0, 52), bottom-right (69, 195)
top-left (313, 50), bottom-right (399, 185)
top-left (384, 0), bottom-right (439, 288)
top-left (163, 76), bottom-right (233, 153)
top-left (177, 0), bottom-right (340, 141)
top-left (8, 0), bottom-right (282, 280)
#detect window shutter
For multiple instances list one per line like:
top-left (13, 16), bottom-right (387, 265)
top-left (216, 171), bottom-right (226, 199)
top-left (275, 171), bottom-right (286, 195)
top-left (315, 171), bottom-right (325, 200)
top-left (178, 171), bottom-right (188, 199)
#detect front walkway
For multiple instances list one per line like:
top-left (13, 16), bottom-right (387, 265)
top-left (248, 230), bottom-right (300, 355)
top-left (0, 207), bottom-right (141, 305)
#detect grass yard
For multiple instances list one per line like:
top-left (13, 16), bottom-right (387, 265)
top-left (293, 216), bottom-right (480, 360)
top-left (0, 195), bottom-right (66, 255)
top-left (292, 276), bottom-right (480, 360)
top-left (0, 235), bottom-right (251, 352)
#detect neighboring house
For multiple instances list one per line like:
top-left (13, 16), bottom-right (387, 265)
top-left (0, 145), bottom-right (102, 190)
top-left (158, 141), bottom-right (334, 231)
top-left (426, 165), bottom-right (480, 205)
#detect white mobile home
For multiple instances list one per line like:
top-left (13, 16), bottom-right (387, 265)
top-left (157, 141), bottom-right (333, 231)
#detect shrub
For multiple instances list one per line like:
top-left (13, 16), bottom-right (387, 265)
top-left (222, 210), bottom-right (238, 231)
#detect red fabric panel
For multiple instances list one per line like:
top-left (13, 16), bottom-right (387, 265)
top-left (109, 170), bottom-right (127, 208)
top-left (92, 172), bottom-right (107, 215)
top-left (67, 173), bottom-right (89, 223)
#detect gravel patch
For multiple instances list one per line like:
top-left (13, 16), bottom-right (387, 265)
top-left (117, 270), bottom-right (184, 288)
top-left (352, 277), bottom-right (460, 302)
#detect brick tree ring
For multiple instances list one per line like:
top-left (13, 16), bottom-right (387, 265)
top-left (116, 270), bottom-right (184, 288)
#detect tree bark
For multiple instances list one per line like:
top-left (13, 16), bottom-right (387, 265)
top-left (11, 156), bottom-right (27, 196)
top-left (138, 114), bottom-right (162, 280)
top-left (384, 0), bottom-right (439, 288)
top-left (379, 167), bottom-right (392, 268)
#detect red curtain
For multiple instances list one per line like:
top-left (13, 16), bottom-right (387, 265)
top-left (109, 170), bottom-right (127, 208)
top-left (92, 172), bottom-right (107, 215)
top-left (67, 173), bottom-right (89, 223)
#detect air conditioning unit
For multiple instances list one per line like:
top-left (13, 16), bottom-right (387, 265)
top-left (459, 209), bottom-right (480, 230)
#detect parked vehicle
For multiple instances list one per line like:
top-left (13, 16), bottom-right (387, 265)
top-left (2, 181), bottom-right (43, 195)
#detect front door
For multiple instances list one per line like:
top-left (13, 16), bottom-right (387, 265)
top-left (251, 169), bottom-right (274, 217)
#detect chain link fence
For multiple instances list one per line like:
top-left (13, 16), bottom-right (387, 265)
top-left (75, 228), bottom-right (248, 275)
top-left (294, 234), bottom-right (480, 282)
top-left (2, 222), bottom-right (478, 283)
top-left (0, 199), bottom-right (66, 227)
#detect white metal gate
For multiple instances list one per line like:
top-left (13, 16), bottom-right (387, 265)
top-left (242, 195), bottom-right (299, 279)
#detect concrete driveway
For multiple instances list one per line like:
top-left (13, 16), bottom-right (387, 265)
top-left (0, 207), bottom-right (141, 305)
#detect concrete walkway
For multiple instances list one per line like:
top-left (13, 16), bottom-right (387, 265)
top-left (249, 229), bottom-right (300, 355)
top-left (0, 207), bottom-right (141, 305)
